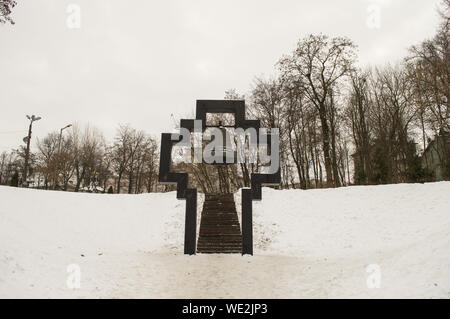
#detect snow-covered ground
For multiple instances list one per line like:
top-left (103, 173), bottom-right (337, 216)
top-left (0, 183), bottom-right (449, 298)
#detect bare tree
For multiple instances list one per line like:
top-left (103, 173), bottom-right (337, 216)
top-left (125, 129), bottom-right (146, 194)
top-left (0, 0), bottom-right (16, 24)
top-left (279, 34), bottom-right (357, 187)
top-left (407, 0), bottom-right (449, 134)
top-left (37, 132), bottom-right (59, 189)
top-left (70, 125), bottom-right (105, 192)
top-left (345, 70), bottom-right (373, 184)
top-left (249, 77), bottom-right (290, 187)
top-left (112, 125), bottom-right (133, 193)
top-left (143, 137), bottom-right (159, 193)
top-left (0, 151), bottom-right (19, 185)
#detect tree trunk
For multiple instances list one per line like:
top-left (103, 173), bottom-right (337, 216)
top-left (318, 110), bottom-right (333, 186)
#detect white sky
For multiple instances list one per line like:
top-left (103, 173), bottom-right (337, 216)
top-left (0, 0), bottom-right (443, 152)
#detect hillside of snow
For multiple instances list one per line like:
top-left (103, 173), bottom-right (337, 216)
top-left (0, 183), bottom-right (449, 298)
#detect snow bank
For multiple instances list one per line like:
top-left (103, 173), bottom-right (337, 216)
top-left (254, 183), bottom-right (450, 258)
top-left (1, 183), bottom-right (449, 298)
top-left (252, 183), bottom-right (450, 298)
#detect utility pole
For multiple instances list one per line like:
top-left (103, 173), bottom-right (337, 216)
top-left (23, 115), bottom-right (42, 187)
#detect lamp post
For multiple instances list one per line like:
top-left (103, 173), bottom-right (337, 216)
top-left (58, 124), bottom-right (72, 152)
top-left (23, 115), bottom-right (42, 187)
top-left (55, 124), bottom-right (72, 190)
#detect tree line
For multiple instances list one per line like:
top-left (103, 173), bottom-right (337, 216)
top-left (0, 124), bottom-right (159, 194)
top-left (1, 0), bottom-right (448, 193)
top-left (248, 0), bottom-right (449, 189)
top-left (176, 0), bottom-right (449, 192)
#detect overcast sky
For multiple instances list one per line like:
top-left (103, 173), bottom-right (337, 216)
top-left (0, 0), bottom-right (443, 152)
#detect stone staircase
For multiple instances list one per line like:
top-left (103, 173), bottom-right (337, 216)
top-left (197, 194), bottom-right (242, 254)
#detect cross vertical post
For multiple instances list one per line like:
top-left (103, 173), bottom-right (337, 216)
top-left (241, 188), bottom-right (253, 255)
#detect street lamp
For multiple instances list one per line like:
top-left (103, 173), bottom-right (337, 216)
top-left (23, 114), bottom-right (42, 187)
top-left (59, 124), bottom-right (73, 152)
top-left (55, 124), bottom-right (72, 190)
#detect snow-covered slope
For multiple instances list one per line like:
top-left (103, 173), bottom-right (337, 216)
top-left (0, 183), bottom-right (449, 298)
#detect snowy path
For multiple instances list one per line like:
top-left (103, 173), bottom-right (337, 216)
top-left (1, 183), bottom-right (449, 298)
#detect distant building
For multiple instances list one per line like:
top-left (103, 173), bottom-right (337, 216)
top-left (421, 131), bottom-right (450, 181)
